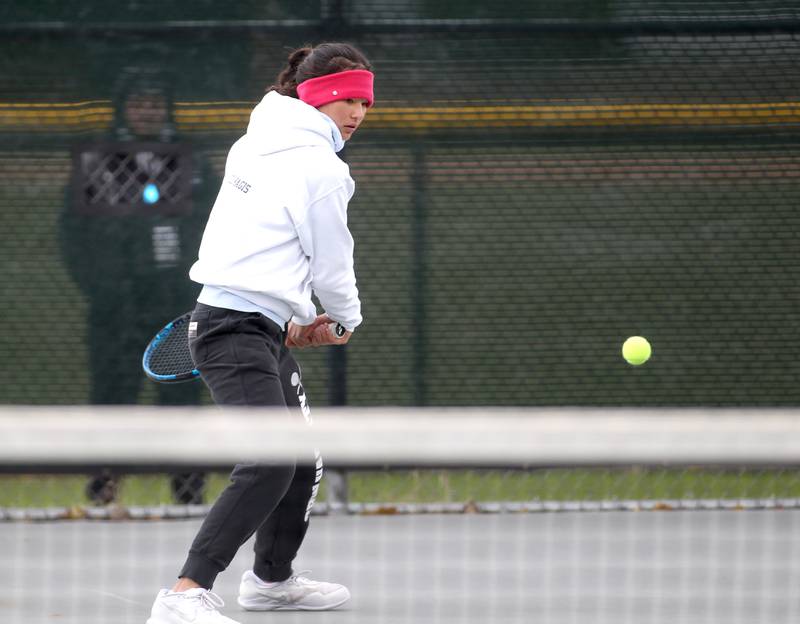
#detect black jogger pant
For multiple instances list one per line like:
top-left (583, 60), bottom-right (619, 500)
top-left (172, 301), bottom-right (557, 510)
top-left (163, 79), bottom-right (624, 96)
top-left (179, 303), bottom-right (322, 589)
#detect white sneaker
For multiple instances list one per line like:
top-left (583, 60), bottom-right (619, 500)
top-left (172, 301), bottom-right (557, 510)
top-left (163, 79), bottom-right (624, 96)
top-left (146, 588), bottom-right (241, 624)
top-left (237, 569), bottom-right (350, 611)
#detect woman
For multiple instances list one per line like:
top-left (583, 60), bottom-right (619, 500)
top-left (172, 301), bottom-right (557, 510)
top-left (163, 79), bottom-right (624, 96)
top-left (146, 42), bottom-right (373, 624)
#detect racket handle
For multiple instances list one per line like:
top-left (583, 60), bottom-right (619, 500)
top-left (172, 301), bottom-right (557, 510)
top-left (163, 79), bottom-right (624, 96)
top-left (333, 323), bottom-right (347, 338)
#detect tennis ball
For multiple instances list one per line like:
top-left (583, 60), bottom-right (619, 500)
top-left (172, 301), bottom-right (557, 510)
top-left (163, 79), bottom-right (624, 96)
top-left (622, 336), bottom-right (651, 366)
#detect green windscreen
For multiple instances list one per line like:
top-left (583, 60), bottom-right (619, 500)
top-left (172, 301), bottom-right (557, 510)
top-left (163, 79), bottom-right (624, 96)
top-left (1, 1), bottom-right (798, 406)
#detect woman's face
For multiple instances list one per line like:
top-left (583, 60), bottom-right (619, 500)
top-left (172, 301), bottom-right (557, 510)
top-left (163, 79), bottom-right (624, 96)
top-left (317, 98), bottom-right (369, 141)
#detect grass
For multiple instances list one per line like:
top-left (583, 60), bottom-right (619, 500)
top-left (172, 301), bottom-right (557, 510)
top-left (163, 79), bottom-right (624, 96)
top-left (347, 467), bottom-right (800, 503)
top-left (2, 467), bottom-right (800, 509)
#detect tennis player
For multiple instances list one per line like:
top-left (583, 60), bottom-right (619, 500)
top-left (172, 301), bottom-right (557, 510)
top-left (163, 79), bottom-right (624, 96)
top-left (146, 42), bottom-right (373, 624)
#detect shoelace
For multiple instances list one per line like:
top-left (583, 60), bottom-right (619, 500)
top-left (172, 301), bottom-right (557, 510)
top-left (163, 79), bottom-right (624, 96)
top-left (188, 589), bottom-right (225, 611)
top-left (286, 570), bottom-right (314, 585)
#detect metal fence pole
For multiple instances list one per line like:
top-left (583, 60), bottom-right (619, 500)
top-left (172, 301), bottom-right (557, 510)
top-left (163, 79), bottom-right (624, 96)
top-left (412, 141), bottom-right (428, 406)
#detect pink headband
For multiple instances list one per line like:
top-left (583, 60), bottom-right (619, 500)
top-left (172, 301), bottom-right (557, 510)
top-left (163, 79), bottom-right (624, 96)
top-left (297, 69), bottom-right (375, 109)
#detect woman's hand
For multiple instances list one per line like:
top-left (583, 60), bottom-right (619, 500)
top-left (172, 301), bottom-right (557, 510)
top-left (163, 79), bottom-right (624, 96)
top-left (309, 316), bottom-right (352, 347)
top-left (286, 316), bottom-right (326, 348)
top-left (286, 314), bottom-right (351, 348)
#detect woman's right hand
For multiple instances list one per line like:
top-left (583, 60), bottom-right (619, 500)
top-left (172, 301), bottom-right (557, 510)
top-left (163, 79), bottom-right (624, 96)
top-left (309, 319), bottom-right (352, 347)
top-left (286, 314), bottom-right (351, 348)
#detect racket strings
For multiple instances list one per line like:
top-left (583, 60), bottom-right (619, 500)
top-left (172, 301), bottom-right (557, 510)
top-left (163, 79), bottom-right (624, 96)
top-left (147, 322), bottom-right (195, 376)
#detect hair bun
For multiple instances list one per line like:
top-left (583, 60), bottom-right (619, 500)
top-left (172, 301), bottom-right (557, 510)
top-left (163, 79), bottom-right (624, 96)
top-left (287, 47), bottom-right (312, 72)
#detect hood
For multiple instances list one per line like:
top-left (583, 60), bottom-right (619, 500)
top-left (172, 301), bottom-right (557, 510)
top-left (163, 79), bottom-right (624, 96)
top-left (245, 91), bottom-right (345, 156)
top-left (112, 66), bottom-right (176, 142)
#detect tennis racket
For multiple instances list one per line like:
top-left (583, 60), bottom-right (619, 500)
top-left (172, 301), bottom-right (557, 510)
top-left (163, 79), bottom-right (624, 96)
top-left (142, 312), bottom-right (200, 383)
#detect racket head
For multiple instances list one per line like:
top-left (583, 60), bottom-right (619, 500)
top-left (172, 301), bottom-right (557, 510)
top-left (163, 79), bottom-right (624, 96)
top-left (142, 312), bottom-right (200, 383)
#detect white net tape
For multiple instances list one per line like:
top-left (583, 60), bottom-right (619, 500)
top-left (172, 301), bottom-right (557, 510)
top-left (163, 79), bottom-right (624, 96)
top-left (2, 406), bottom-right (800, 465)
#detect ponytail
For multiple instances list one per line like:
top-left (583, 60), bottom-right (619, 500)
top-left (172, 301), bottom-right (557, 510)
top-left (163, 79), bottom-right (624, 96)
top-left (269, 47), bottom-right (313, 97)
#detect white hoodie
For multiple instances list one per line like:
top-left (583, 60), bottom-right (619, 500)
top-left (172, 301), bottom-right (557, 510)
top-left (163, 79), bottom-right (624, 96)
top-left (189, 92), bottom-right (362, 331)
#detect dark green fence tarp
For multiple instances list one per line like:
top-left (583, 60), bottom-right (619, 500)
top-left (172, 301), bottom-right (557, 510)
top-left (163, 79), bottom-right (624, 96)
top-left (2, 1), bottom-right (799, 406)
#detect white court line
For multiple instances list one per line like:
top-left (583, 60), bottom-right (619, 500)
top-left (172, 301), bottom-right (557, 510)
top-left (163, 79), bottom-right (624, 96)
top-left (90, 589), bottom-right (148, 607)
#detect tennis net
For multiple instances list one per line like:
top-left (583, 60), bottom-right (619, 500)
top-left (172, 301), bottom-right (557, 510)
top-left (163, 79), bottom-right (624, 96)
top-left (2, 406), bottom-right (799, 624)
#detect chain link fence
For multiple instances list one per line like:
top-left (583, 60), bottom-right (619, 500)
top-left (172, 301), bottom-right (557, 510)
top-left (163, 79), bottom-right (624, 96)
top-left (1, 1), bottom-right (799, 409)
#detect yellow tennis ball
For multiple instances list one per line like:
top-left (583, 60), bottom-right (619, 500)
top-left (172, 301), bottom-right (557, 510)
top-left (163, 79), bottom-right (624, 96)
top-left (622, 336), bottom-right (651, 365)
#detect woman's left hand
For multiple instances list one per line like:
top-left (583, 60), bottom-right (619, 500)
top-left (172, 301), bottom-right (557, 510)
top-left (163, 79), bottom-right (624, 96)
top-left (286, 315), bottom-right (327, 348)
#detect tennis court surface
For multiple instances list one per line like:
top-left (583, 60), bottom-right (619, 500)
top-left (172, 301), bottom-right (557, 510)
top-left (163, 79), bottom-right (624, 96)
top-left (3, 407), bottom-right (800, 624)
top-left (3, 510), bottom-right (799, 624)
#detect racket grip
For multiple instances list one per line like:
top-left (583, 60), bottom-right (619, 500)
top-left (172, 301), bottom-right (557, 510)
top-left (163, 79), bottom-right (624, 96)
top-left (333, 323), bottom-right (347, 338)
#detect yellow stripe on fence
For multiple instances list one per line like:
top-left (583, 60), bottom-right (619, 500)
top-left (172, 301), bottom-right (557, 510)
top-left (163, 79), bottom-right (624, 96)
top-left (1, 101), bottom-right (799, 132)
top-left (0, 102), bottom-right (113, 129)
top-left (172, 101), bottom-right (800, 130)
top-left (366, 102), bottom-right (800, 128)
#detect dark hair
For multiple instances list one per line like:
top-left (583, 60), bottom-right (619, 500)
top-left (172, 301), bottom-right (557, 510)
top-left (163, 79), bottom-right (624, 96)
top-left (269, 42), bottom-right (372, 98)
